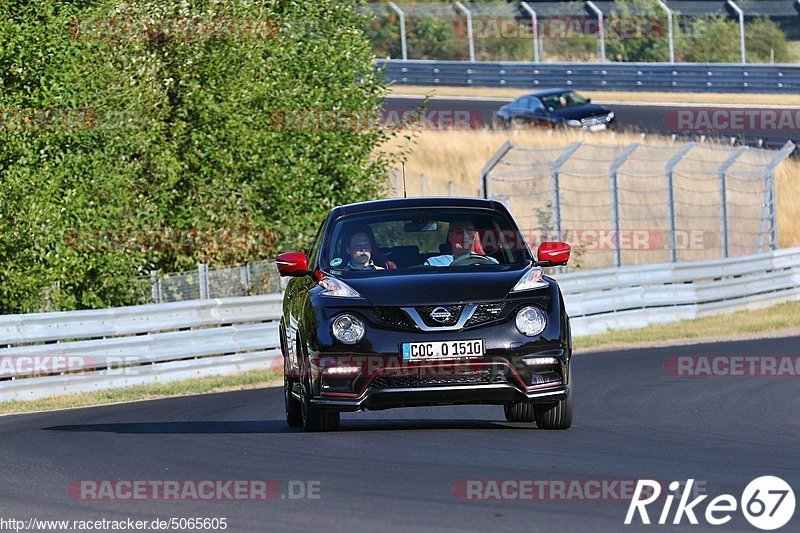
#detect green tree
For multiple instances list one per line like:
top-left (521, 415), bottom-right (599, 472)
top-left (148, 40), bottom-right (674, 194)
top-left (0, 0), bottom-right (393, 313)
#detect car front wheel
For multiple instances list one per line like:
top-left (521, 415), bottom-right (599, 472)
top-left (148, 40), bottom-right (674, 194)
top-left (300, 379), bottom-right (340, 432)
top-left (284, 375), bottom-right (302, 427)
top-left (534, 388), bottom-right (572, 430)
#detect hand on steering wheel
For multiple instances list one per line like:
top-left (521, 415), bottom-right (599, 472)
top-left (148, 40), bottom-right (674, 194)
top-left (451, 253), bottom-right (495, 265)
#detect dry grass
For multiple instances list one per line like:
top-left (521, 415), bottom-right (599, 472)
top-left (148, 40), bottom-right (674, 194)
top-left (391, 85), bottom-right (800, 106)
top-left (385, 128), bottom-right (800, 249)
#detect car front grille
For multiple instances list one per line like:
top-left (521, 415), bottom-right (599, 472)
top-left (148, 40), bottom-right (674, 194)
top-left (464, 302), bottom-right (507, 327)
top-left (414, 305), bottom-right (463, 327)
top-left (581, 115), bottom-right (610, 126)
top-left (371, 368), bottom-right (508, 389)
top-left (371, 307), bottom-right (417, 330)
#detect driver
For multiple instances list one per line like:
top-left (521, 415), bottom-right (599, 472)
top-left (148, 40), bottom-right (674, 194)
top-left (425, 219), bottom-right (498, 267)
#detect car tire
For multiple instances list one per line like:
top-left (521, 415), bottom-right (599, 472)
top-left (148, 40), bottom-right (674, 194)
top-left (284, 375), bottom-right (303, 427)
top-left (300, 379), bottom-right (340, 432)
top-left (534, 388), bottom-right (573, 430)
top-left (503, 401), bottom-right (536, 423)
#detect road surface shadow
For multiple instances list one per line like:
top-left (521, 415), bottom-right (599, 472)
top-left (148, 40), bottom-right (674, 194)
top-left (44, 419), bottom-right (535, 434)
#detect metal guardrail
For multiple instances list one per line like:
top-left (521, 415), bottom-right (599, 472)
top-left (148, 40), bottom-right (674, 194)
top-left (378, 59), bottom-right (800, 93)
top-left (2, 247), bottom-right (798, 401)
top-left (560, 247), bottom-right (800, 335)
top-left (0, 295), bottom-right (283, 402)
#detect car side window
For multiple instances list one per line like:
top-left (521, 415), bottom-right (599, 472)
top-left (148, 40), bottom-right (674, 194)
top-left (530, 97), bottom-right (544, 111)
top-left (511, 96), bottom-right (531, 110)
top-left (306, 220), bottom-right (326, 267)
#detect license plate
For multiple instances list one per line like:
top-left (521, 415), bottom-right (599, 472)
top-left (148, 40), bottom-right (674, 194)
top-left (588, 123), bottom-right (607, 132)
top-left (402, 340), bottom-right (484, 360)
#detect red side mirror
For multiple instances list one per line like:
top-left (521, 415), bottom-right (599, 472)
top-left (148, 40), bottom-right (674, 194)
top-left (536, 241), bottom-right (570, 266)
top-left (276, 252), bottom-right (309, 277)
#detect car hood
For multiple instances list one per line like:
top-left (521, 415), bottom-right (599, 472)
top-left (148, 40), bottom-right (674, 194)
top-left (333, 268), bottom-right (536, 306)
top-left (553, 103), bottom-right (610, 120)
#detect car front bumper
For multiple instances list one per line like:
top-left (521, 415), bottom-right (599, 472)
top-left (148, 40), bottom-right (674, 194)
top-left (312, 382), bottom-right (569, 412)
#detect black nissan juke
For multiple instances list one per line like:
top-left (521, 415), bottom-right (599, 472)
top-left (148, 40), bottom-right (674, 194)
top-left (276, 197), bottom-right (573, 431)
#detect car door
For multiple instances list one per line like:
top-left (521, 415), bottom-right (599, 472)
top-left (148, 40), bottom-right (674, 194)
top-left (510, 96), bottom-right (548, 126)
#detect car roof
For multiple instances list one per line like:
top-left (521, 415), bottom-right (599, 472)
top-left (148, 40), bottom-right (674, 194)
top-left (336, 197), bottom-right (500, 216)
top-left (518, 88), bottom-right (571, 98)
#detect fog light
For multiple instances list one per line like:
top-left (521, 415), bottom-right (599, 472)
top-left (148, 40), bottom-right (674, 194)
top-left (515, 306), bottom-right (546, 336)
top-left (325, 366), bottom-right (361, 375)
top-left (331, 314), bottom-right (365, 344)
top-left (522, 356), bottom-right (558, 366)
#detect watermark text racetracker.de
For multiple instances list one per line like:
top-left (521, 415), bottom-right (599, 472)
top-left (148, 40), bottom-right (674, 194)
top-left (664, 108), bottom-right (800, 133)
top-left (67, 479), bottom-right (321, 501)
top-left (1, 517), bottom-right (228, 532)
top-left (664, 356), bottom-right (800, 377)
top-left (454, 17), bottom-right (665, 41)
top-left (453, 479), bottom-right (705, 501)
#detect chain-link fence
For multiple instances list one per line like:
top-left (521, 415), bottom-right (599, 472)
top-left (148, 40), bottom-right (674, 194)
top-left (483, 140), bottom-right (795, 269)
top-left (147, 262), bottom-right (282, 303)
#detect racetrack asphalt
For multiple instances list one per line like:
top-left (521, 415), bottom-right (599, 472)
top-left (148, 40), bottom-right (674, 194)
top-left (1, 335), bottom-right (798, 532)
top-left (385, 95), bottom-right (800, 150)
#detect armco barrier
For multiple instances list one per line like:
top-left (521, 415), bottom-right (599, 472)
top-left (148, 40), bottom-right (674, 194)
top-left (377, 59), bottom-right (800, 93)
top-left (2, 248), bottom-right (799, 401)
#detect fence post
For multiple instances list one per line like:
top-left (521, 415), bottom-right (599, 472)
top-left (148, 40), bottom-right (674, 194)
top-left (240, 263), bottom-right (252, 294)
top-left (150, 270), bottom-right (161, 304)
top-left (726, 0), bottom-right (746, 64)
top-left (656, 0), bottom-right (674, 63)
top-left (520, 2), bottom-right (540, 63)
top-left (387, 2), bottom-right (407, 60)
top-left (198, 263), bottom-right (210, 299)
top-left (664, 143), bottom-right (695, 262)
top-left (420, 174), bottom-right (426, 196)
top-left (717, 147), bottom-right (746, 258)
top-left (454, 2), bottom-right (475, 62)
top-left (609, 143), bottom-right (640, 267)
top-left (760, 141), bottom-right (796, 250)
top-left (551, 142), bottom-right (583, 240)
top-left (448, 180), bottom-right (455, 196)
top-left (480, 140), bottom-right (514, 199)
top-left (585, 1), bottom-right (606, 62)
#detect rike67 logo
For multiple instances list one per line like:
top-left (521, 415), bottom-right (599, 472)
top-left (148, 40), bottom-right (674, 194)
top-left (626, 477), bottom-right (795, 530)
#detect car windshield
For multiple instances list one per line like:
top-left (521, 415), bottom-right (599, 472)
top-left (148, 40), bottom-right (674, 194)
top-left (540, 91), bottom-right (588, 110)
top-left (322, 207), bottom-right (530, 274)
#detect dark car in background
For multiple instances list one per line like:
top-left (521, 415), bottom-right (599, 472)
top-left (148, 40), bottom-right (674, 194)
top-left (276, 197), bottom-right (573, 432)
top-left (495, 88), bottom-right (616, 131)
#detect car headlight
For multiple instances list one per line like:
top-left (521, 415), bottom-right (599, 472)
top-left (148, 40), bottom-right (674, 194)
top-left (607, 111), bottom-right (615, 120)
top-left (331, 314), bottom-right (366, 344)
top-left (566, 119), bottom-right (582, 127)
top-left (515, 306), bottom-right (547, 336)
top-left (319, 277), bottom-right (361, 298)
top-left (511, 267), bottom-right (547, 292)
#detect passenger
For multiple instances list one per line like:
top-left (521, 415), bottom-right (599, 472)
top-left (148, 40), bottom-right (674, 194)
top-left (425, 219), bottom-right (498, 267)
top-left (345, 230), bottom-right (385, 271)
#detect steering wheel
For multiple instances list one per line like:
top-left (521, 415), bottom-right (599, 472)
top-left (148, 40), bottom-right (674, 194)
top-left (451, 253), bottom-right (496, 266)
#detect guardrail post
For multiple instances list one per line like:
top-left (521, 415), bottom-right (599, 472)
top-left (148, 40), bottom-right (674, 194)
top-left (480, 140), bottom-right (514, 199)
top-left (551, 142), bottom-right (583, 240)
top-left (387, 2), bottom-right (408, 60)
top-left (665, 143), bottom-right (695, 262)
top-left (520, 2), bottom-right (540, 63)
top-left (609, 143), bottom-right (640, 267)
top-left (727, 0), bottom-right (746, 64)
top-left (656, 0), bottom-right (674, 63)
top-left (454, 2), bottom-right (475, 62)
top-left (448, 180), bottom-right (455, 196)
top-left (586, 1), bottom-right (606, 63)
top-left (198, 263), bottom-right (210, 299)
top-left (717, 147), bottom-right (746, 258)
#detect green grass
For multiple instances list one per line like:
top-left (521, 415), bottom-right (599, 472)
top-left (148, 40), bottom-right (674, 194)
top-left (575, 300), bottom-right (800, 352)
top-left (0, 368), bottom-right (282, 416)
